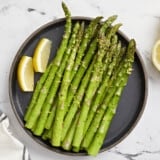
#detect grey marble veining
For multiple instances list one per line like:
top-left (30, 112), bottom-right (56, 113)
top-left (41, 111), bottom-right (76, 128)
top-left (0, 0), bottom-right (160, 159)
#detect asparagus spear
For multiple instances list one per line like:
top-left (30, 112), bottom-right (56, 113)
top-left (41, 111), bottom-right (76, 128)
top-left (51, 22), bottom-right (85, 146)
top-left (64, 15), bottom-right (118, 117)
top-left (82, 45), bottom-right (125, 149)
top-left (63, 38), bottom-right (97, 116)
top-left (61, 22), bottom-right (120, 143)
top-left (33, 22), bottom-right (80, 135)
top-left (42, 126), bottom-right (53, 140)
top-left (72, 39), bottom-right (106, 147)
top-left (87, 88), bottom-right (123, 156)
top-left (42, 22), bottom-right (80, 131)
top-left (87, 39), bottom-right (136, 156)
top-left (72, 147), bottom-right (80, 152)
top-left (72, 24), bottom-right (121, 148)
top-left (70, 16), bottom-right (103, 80)
top-left (42, 129), bottom-right (49, 140)
top-left (61, 56), bottom-right (96, 141)
top-left (82, 43), bottom-right (133, 149)
top-left (25, 2), bottom-right (71, 129)
top-left (24, 63), bottom-right (52, 121)
top-left (61, 112), bottom-right (80, 151)
top-left (46, 127), bottom-right (52, 140)
top-left (83, 41), bottom-right (122, 136)
top-left (45, 98), bottom-right (57, 130)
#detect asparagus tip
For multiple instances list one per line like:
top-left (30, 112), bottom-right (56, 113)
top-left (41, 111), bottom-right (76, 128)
top-left (62, 1), bottom-right (71, 16)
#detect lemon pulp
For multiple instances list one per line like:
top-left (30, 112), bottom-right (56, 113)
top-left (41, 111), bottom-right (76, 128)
top-left (152, 40), bottom-right (160, 71)
top-left (17, 56), bottom-right (34, 92)
top-left (33, 38), bottom-right (52, 73)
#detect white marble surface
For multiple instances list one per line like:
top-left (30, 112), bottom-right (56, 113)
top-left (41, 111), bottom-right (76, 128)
top-left (0, 0), bottom-right (160, 159)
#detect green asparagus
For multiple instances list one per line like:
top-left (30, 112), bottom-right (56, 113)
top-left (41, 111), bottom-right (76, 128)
top-left (25, 2), bottom-right (71, 129)
top-left (51, 22), bottom-right (84, 146)
top-left (33, 22), bottom-right (80, 135)
top-left (62, 112), bottom-right (80, 151)
top-left (82, 42), bottom-right (124, 148)
top-left (64, 15), bottom-right (118, 118)
top-left (61, 56), bottom-right (96, 141)
top-left (64, 38), bottom-right (97, 116)
top-left (83, 40), bottom-right (122, 137)
top-left (72, 24), bottom-right (121, 148)
top-left (87, 39), bottom-right (136, 156)
top-left (24, 63), bottom-right (52, 121)
top-left (70, 16), bottom-right (102, 80)
top-left (45, 98), bottom-right (57, 130)
top-left (22, 3), bottom-right (137, 155)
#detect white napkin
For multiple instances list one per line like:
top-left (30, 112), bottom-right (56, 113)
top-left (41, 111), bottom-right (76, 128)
top-left (0, 111), bottom-right (30, 160)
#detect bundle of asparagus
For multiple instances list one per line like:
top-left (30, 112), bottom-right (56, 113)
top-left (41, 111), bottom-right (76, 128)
top-left (24, 2), bottom-right (136, 156)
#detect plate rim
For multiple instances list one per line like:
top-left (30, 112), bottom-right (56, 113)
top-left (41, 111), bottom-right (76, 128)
top-left (8, 16), bottom-right (148, 156)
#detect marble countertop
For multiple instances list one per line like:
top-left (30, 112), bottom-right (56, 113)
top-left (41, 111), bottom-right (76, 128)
top-left (0, 0), bottom-right (160, 159)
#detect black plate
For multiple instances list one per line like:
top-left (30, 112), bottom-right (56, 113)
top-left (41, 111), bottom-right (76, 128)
top-left (9, 17), bottom-right (148, 156)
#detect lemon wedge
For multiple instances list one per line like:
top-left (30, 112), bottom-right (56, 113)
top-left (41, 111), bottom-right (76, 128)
top-left (17, 56), bottom-right (34, 92)
top-left (152, 40), bottom-right (160, 71)
top-left (33, 38), bottom-right (52, 73)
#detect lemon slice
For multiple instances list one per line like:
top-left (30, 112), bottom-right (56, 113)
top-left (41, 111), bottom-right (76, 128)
top-left (17, 56), bottom-right (34, 92)
top-left (152, 40), bottom-right (160, 71)
top-left (33, 38), bottom-right (52, 73)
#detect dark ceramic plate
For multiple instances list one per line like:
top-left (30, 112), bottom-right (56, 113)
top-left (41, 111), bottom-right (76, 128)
top-left (9, 17), bottom-right (148, 156)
